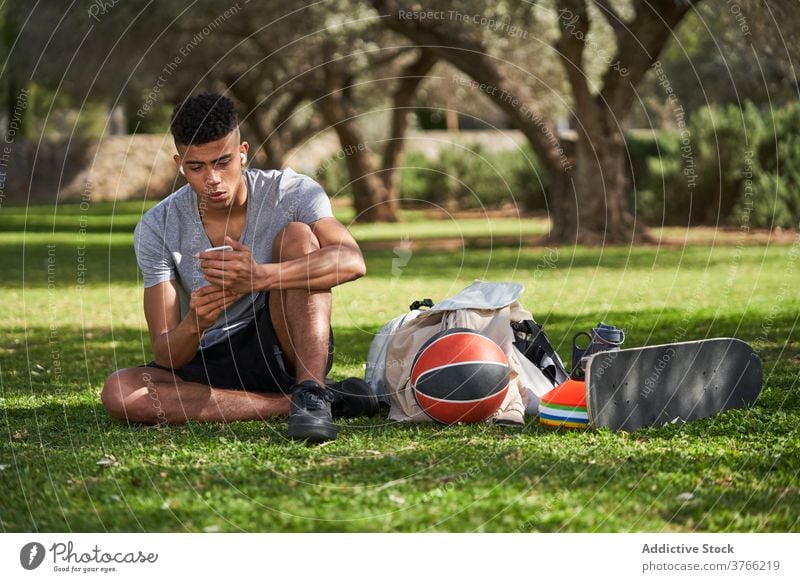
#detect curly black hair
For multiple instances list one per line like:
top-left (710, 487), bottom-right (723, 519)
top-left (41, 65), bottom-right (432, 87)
top-left (170, 92), bottom-right (238, 146)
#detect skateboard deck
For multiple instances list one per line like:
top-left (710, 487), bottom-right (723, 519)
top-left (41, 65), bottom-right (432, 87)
top-left (585, 338), bottom-right (762, 431)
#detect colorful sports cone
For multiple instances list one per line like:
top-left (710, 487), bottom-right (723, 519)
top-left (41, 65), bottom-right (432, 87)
top-left (539, 378), bottom-right (589, 429)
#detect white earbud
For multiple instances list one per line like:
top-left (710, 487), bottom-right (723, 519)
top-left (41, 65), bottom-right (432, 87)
top-left (179, 165), bottom-right (186, 177)
top-left (240, 152), bottom-right (247, 165)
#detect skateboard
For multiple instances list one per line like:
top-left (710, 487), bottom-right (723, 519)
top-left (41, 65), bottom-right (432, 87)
top-left (585, 338), bottom-right (762, 431)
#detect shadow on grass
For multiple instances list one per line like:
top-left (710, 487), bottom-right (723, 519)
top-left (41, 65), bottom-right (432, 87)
top-left (4, 399), bottom-right (798, 532)
top-left (351, 243), bottom-right (794, 280)
top-left (0, 242), bottom-right (140, 287)
top-left (0, 324), bottom-right (388, 399)
top-left (4, 235), bottom-right (785, 288)
top-left (3, 315), bottom-right (799, 533)
top-left (0, 214), bottom-right (141, 234)
top-left (0, 202), bottom-right (151, 233)
top-left (3, 306), bottom-right (798, 400)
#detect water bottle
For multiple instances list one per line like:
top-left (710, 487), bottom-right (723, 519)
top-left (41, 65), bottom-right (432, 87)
top-left (571, 322), bottom-right (625, 378)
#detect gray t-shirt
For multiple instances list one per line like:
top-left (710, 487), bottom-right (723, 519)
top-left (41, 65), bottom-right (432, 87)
top-left (133, 167), bottom-right (333, 348)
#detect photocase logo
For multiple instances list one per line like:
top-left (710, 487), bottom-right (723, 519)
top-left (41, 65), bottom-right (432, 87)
top-left (391, 235), bottom-right (413, 288)
top-left (20, 542), bottom-right (46, 570)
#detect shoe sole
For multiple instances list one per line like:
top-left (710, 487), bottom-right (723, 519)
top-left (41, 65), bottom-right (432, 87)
top-left (288, 417), bottom-right (337, 442)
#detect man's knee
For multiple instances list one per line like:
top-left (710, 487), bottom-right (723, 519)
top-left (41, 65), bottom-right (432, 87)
top-left (101, 370), bottom-right (130, 419)
top-left (100, 368), bottom-right (158, 423)
top-left (272, 222), bottom-right (320, 262)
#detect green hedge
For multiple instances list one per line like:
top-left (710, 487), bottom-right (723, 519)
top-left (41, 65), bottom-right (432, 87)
top-left (317, 103), bottom-right (800, 228)
top-left (399, 144), bottom-right (548, 210)
top-left (317, 143), bottom-right (549, 211)
top-left (743, 103), bottom-right (800, 228)
top-left (632, 101), bottom-right (799, 229)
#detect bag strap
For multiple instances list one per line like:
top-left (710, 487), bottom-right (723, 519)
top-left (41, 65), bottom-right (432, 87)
top-left (511, 319), bottom-right (568, 386)
top-left (409, 298), bottom-right (434, 311)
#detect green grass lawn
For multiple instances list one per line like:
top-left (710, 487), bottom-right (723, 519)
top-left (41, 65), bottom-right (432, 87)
top-left (1, 201), bottom-right (799, 532)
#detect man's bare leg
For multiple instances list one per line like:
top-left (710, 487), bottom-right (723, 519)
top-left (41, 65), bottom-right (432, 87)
top-left (269, 222), bottom-right (337, 441)
top-left (100, 223), bottom-right (332, 426)
top-left (268, 222), bottom-right (332, 385)
top-left (101, 367), bottom-right (290, 424)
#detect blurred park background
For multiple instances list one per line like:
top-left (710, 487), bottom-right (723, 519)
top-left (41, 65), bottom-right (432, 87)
top-left (1, 0), bottom-right (799, 239)
top-left (2, 1), bottom-right (800, 532)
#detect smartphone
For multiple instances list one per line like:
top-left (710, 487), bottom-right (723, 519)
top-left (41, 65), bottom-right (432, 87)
top-left (204, 245), bottom-right (233, 253)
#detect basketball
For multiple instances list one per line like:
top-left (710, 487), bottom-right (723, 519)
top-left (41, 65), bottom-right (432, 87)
top-left (410, 328), bottom-right (510, 424)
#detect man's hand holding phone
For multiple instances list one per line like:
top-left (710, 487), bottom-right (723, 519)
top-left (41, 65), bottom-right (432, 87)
top-left (196, 236), bottom-right (262, 294)
top-left (188, 285), bottom-right (242, 332)
top-left (203, 244), bottom-right (233, 253)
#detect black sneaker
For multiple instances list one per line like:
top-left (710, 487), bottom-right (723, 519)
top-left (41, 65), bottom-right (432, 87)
top-left (287, 381), bottom-right (337, 442)
top-left (326, 377), bottom-right (380, 419)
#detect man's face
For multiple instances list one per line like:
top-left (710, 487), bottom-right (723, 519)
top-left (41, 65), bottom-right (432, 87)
top-left (174, 129), bottom-right (249, 211)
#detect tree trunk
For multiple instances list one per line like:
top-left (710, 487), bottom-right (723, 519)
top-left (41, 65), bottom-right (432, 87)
top-left (381, 50), bottom-right (437, 205)
top-left (344, 134), bottom-right (398, 222)
top-left (228, 79), bottom-right (323, 170)
top-left (227, 82), bottom-right (286, 168)
top-left (368, 0), bottom-right (570, 230)
top-left (543, 166), bottom-right (577, 242)
top-left (318, 50), bottom-right (399, 223)
top-left (319, 90), bottom-right (398, 223)
top-left (572, 120), bottom-right (647, 244)
top-left (370, 0), bottom-right (696, 244)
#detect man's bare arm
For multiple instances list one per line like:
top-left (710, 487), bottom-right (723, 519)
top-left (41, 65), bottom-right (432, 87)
top-left (261, 217), bottom-right (366, 290)
top-left (199, 218), bottom-right (366, 292)
top-left (143, 281), bottom-right (240, 369)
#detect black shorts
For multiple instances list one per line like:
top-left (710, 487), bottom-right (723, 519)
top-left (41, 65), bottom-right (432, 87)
top-left (142, 292), bottom-right (334, 393)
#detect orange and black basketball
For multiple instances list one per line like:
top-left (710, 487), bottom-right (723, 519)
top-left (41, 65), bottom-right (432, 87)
top-left (410, 328), bottom-right (510, 424)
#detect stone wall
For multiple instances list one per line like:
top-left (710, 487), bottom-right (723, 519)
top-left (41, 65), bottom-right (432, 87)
top-left (2, 130), bottom-right (534, 206)
top-left (2, 134), bottom-right (182, 206)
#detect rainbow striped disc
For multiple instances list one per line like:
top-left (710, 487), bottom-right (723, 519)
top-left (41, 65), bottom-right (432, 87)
top-left (539, 379), bottom-right (589, 430)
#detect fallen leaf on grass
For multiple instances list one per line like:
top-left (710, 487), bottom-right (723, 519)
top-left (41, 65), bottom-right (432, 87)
top-left (507, 449), bottom-right (525, 463)
top-left (96, 456), bottom-right (117, 467)
top-left (396, 443), bottom-right (419, 452)
top-left (716, 476), bottom-right (735, 488)
top-left (675, 492), bottom-right (695, 502)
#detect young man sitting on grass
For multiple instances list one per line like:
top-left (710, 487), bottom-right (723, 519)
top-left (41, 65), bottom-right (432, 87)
top-left (101, 93), bottom-right (376, 442)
